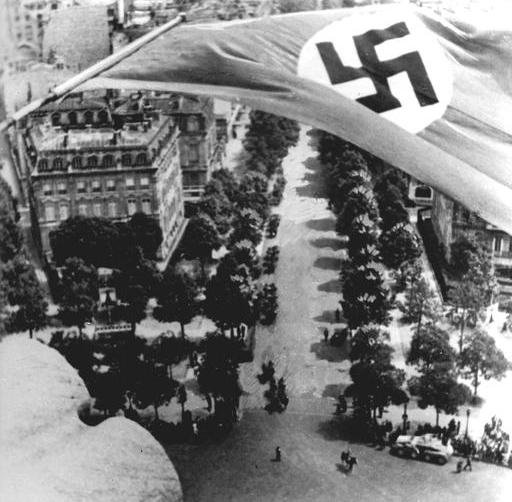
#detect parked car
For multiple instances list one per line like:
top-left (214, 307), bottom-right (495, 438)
top-left (390, 434), bottom-right (453, 465)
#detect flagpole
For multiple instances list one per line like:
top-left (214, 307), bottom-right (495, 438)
top-left (0, 12), bottom-right (187, 132)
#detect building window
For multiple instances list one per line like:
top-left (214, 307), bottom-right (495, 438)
top-left (494, 236), bottom-right (503, 253)
top-left (68, 111), bottom-right (77, 125)
top-left (57, 182), bottom-right (66, 194)
top-left (98, 109), bottom-right (109, 123)
top-left (77, 181), bottom-right (86, 193)
top-left (39, 159), bottom-right (48, 171)
top-left (43, 183), bottom-right (52, 195)
top-left (106, 179), bottom-right (115, 192)
top-left (108, 201), bottom-right (117, 217)
top-left (45, 204), bottom-right (55, 221)
top-left (72, 156), bottom-right (82, 169)
top-left (415, 186), bottom-right (432, 199)
top-left (188, 144), bottom-right (199, 163)
top-left (122, 154), bottom-right (132, 166)
top-left (87, 156), bottom-right (98, 168)
top-left (93, 202), bottom-right (102, 217)
top-left (127, 199), bottom-right (137, 216)
top-left (51, 112), bottom-right (60, 126)
top-left (91, 180), bottom-right (101, 193)
top-left (140, 176), bottom-right (150, 188)
top-left (53, 157), bottom-right (63, 170)
top-left (84, 110), bottom-right (94, 124)
top-left (103, 154), bottom-right (114, 167)
top-left (142, 198), bottom-right (152, 214)
top-left (78, 203), bottom-right (87, 216)
top-left (187, 116), bottom-right (200, 132)
top-left (59, 204), bottom-right (69, 221)
top-left (136, 152), bottom-right (147, 165)
top-left (126, 177), bottom-right (135, 190)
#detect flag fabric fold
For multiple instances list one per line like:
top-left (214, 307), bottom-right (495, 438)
top-left (82, 5), bottom-right (512, 233)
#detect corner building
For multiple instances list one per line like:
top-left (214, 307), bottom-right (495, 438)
top-left (24, 92), bottom-right (186, 265)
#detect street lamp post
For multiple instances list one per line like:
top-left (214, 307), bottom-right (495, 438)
top-left (402, 401), bottom-right (408, 434)
top-left (465, 408), bottom-right (471, 438)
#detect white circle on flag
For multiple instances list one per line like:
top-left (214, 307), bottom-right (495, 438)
top-left (297, 8), bottom-right (453, 133)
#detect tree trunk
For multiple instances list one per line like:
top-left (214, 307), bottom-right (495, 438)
top-left (473, 368), bottom-right (479, 397)
top-left (416, 303), bottom-right (423, 336)
top-left (154, 403), bottom-right (159, 421)
top-left (230, 326), bottom-right (235, 339)
top-left (180, 402), bottom-right (185, 418)
top-left (131, 321), bottom-right (136, 336)
top-left (29, 327), bottom-right (33, 339)
top-left (78, 324), bottom-right (83, 337)
top-left (180, 321), bottom-right (186, 339)
top-left (435, 409), bottom-right (440, 427)
top-left (459, 309), bottom-right (466, 353)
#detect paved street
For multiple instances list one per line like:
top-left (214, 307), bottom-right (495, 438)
top-left (240, 128), bottom-right (349, 406)
top-left (166, 127), bottom-right (512, 501)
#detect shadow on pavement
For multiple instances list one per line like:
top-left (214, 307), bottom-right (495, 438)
top-left (317, 279), bottom-right (342, 293)
top-left (306, 218), bottom-right (335, 231)
top-left (310, 341), bottom-right (349, 363)
top-left (295, 156), bottom-right (328, 195)
top-left (313, 310), bottom-right (337, 323)
top-left (313, 256), bottom-right (343, 270)
top-left (310, 237), bottom-right (346, 250)
top-left (322, 383), bottom-right (343, 399)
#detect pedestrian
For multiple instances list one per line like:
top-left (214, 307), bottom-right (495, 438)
top-left (463, 455), bottom-right (472, 472)
top-left (346, 455), bottom-right (357, 473)
top-left (456, 420), bottom-right (461, 435)
top-left (335, 308), bottom-right (341, 322)
top-left (456, 459), bottom-right (464, 473)
top-left (323, 327), bottom-right (329, 343)
top-left (274, 446), bottom-right (281, 462)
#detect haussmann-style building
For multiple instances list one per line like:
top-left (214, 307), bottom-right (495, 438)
top-left (22, 91), bottom-right (186, 265)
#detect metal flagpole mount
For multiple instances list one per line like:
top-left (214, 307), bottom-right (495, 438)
top-left (0, 12), bottom-right (187, 133)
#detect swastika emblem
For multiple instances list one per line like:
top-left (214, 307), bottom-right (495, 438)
top-left (297, 10), bottom-right (452, 133)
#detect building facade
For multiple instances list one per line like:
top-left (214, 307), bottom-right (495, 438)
top-left (148, 92), bottom-right (222, 206)
top-left (431, 191), bottom-right (512, 296)
top-left (23, 92), bottom-right (186, 264)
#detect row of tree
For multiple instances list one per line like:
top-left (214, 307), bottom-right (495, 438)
top-left (315, 130), bottom-right (509, 428)
top-left (0, 184), bottom-right (48, 339)
top-left (181, 111), bottom-right (299, 272)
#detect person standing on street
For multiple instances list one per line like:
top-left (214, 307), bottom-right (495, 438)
top-left (463, 455), bottom-right (472, 472)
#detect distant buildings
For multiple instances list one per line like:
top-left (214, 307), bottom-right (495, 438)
top-left (430, 191), bottom-right (512, 296)
top-left (0, 0), bottom-right (119, 72)
top-left (22, 91), bottom-right (186, 265)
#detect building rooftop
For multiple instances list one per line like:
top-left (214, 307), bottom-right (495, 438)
top-left (38, 92), bottom-right (109, 113)
top-left (30, 114), bottom-right (172, 152)
top-left (149, 93), bottom-right (213, 116)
